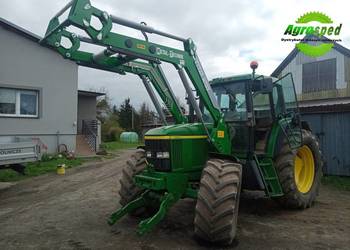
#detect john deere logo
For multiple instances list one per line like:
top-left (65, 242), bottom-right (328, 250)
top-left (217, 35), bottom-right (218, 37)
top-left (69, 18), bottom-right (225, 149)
top-left (282, 12), bottom-right (342, 57)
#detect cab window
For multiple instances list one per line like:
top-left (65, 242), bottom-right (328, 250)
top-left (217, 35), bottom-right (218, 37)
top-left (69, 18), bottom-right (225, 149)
top-left (214, 82), bottom-right (247, 122)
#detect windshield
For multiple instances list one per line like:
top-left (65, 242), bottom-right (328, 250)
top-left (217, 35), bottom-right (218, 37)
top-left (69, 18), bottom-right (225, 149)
top-left (212, 82), bottom-right (247, 121)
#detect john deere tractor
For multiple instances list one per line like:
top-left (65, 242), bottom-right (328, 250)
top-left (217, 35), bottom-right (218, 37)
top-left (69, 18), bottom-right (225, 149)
top-left (41, 0), bottom-right (322, 245)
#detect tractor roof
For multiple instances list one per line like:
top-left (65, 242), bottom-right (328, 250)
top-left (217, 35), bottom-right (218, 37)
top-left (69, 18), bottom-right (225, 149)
top-left (210, 74), bottom-right (279, 86)
top-left (210, 74), bottom-right (259, 86)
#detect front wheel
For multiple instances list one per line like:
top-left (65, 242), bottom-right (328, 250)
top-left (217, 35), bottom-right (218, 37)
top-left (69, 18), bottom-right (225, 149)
top-left (118, 149), bottom-right (148, 216)
top-left (274, 129), bottom-right (322, 208)
top-left (194, 158), bottom-right (242, 245)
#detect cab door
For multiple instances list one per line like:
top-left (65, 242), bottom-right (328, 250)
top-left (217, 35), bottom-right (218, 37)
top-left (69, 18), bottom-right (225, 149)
top-left (272, 73), bottom-right (302, 149)
top-left (214, 81), bottom-right (252, 158)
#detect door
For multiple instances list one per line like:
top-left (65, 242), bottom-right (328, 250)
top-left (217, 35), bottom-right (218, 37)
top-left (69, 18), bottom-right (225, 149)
top-left (272, 73), bottom-right (302, 149)
top-left (252, 91), bottom-right (273, 153)
top-left (302, 112), bottom-right (350, 176)
top-left (212, 81), bottom-right (251, 157)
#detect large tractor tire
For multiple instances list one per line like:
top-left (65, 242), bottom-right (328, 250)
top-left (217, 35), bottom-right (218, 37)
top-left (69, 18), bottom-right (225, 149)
top-left (275, 129), bottom-right (322, 208)
top-left (194, 159), bottom-right (242, 245)
top-left (118, 149), bottom-right (147, 215)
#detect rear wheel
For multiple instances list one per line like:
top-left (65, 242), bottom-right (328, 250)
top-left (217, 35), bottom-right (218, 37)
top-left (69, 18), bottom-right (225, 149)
top-left (194, 158), bottom-right (242, 245)
top-left (275, 129), bottom-right (322, 208)
top-left (118, 149), bottom-right (147, 216)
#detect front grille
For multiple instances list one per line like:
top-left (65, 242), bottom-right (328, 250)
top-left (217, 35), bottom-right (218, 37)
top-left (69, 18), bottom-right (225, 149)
top-left (145, 139), bottom-right (171, 172)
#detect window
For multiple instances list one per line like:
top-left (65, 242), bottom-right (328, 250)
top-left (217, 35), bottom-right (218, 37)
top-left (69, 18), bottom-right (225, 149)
top-left (273, 74), bottom-right (298, 113)
top-left (253, 92), bottom-right (272, 119)
top-left (302, 58), bottom-right (336, 93)
top-left (0, 88), bottom-right (39, 117)
top-left (273, 84), bottom-right (283, 115)
top-left (213, 82), bottom-right (247, 121)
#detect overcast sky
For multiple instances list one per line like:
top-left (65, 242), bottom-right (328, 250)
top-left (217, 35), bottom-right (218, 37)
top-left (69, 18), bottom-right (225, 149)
top-left (0, 0), bottom-right (348, 109)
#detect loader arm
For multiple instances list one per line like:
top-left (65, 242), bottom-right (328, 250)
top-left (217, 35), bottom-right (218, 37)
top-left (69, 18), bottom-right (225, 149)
top-left (40, 0), bottom-right (231, 154)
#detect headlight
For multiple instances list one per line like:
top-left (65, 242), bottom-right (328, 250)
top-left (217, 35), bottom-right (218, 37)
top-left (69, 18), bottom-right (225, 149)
top-left (146, 151), bottom-right (152, 158)
top-left (156, 152), bottom-right (170, 159)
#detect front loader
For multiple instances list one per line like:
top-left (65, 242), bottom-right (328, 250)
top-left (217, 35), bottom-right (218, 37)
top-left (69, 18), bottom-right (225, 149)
top-left (41, 0), bottom-right (322, 245)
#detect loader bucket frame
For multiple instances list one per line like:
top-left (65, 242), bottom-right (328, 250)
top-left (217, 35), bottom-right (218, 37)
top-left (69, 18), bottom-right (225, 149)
top-left (41, 0), bottom-right (233, 155)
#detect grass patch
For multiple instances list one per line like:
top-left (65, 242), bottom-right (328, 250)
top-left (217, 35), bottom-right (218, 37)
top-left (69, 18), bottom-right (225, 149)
top-left (101, 141), bottom-right (141, 152)
top-left (25, 157), bottom-right (84, 177)
top-left (0, 169), bottom-right (26, 182)
top-left (0, 156), bottom-right (95, 182)
top-left (322, 176), bottom-right (350, 191)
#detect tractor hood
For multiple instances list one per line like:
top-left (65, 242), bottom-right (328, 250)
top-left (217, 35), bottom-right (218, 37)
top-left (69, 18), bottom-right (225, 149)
top-left (145, 123), bottom-right (212, 137)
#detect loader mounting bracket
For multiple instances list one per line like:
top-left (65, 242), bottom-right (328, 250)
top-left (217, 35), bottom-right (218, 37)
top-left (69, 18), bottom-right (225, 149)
top-left (108, 190), bottom-right (180, 235)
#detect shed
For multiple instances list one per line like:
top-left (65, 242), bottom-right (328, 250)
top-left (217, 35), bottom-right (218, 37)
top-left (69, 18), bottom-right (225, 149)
top-left (272, 37), bottom-right (350, 176)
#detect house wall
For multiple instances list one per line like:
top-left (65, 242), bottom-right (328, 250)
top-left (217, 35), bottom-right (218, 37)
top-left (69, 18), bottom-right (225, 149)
top-left (279, 49), bottom-right (347, 100)
top-left (77, 95), bottom-right (97, 133)
top-left (0, 26), bottom-right (78, 153)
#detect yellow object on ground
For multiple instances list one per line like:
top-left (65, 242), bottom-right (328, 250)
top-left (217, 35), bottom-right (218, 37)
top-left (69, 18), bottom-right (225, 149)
top-left (57, 164), bottom-right (66, 175)
top-left (294, 145), bottom-right (315, 193)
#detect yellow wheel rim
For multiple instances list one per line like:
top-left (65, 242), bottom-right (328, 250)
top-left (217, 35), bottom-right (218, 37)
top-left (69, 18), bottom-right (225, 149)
top-left (294, 145), bottom-right (315, 193)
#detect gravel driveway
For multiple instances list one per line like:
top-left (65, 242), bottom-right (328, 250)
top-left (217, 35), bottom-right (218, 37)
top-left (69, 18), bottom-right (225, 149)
top-left (0, 149), bottom-right (349, 250)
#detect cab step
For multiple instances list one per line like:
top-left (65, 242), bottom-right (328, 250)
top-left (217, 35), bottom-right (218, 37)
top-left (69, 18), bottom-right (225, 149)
top-left (255, 156), bottom-right (283, 197)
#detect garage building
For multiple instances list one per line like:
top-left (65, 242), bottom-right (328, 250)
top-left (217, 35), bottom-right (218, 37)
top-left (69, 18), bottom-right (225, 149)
top-left (272, 39), bottom-right (350, 176)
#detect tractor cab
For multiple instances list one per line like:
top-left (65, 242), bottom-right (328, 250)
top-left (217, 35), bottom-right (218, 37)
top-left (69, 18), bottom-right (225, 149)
top-left (209, 63), bottom-right (302, 159)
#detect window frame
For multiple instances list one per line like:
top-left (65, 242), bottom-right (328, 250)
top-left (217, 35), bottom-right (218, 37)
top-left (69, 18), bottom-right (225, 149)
top-left (213, 81), bottom-right (249, 122)
top-left (302, 58), bottom-right (336, 93)
top-left (0, 87), bottom-right (39, 118)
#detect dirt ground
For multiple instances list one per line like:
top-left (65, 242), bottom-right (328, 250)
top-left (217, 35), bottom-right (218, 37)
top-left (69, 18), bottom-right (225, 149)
top-left (0, 149), bottom-right (349, 250)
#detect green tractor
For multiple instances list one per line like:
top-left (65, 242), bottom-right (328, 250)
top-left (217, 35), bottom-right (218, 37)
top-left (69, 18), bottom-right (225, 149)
top-left (41, 0), bottom-right (322, 245)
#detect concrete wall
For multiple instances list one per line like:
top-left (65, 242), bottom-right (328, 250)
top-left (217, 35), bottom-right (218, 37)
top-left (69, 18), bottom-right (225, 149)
top-left (0, 26), bottom-right (78, 153)
top-left (77, 95), bottom-right (97, 133)
top-left (280, 48), bottom-right (347, 100)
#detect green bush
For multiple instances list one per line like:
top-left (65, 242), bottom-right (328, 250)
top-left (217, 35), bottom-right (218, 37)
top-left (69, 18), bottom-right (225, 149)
top-left (108, 126), bottom-right (124, 141)
top-left (101, 121), bottom-right (124, 142)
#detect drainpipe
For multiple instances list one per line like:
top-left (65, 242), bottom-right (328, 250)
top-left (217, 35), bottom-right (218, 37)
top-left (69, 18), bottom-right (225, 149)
top-left (56, 130), bottom-right (60, 153)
